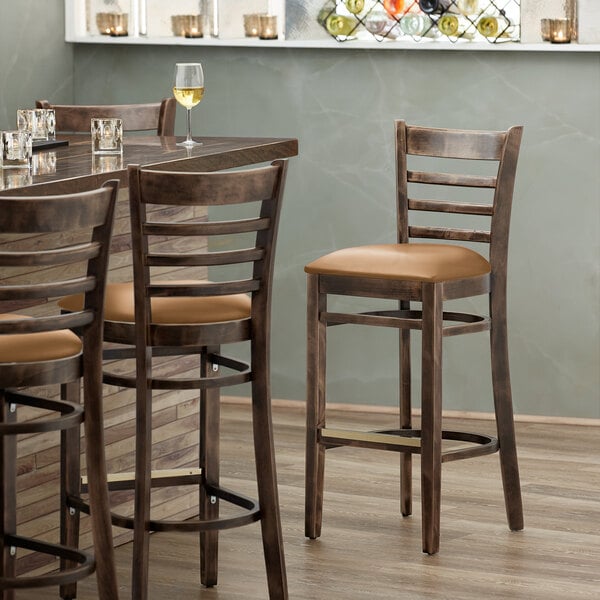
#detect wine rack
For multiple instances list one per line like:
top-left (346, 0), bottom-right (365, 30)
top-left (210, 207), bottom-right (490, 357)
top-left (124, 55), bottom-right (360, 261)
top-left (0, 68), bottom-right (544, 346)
top-left (317, 0), bottom-right (521, 44)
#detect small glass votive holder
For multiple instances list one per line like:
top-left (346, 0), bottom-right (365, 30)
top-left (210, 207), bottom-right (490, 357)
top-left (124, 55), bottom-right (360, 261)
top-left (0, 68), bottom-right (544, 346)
top-left (243, 13), bottom-right (263, 37)
top-left (109, 13), bottom-right (128, 37)
top-left (184, 14), bottom-right (203, 38)
top-left (258, 15), bottom-right (278, 40)
top-left (91, 118), bottom-right (123, 155)
top-left (171, 15), bottom-right (187, 36)
top-left (548, 18), bottom-right (571, 43)
top-left (540, 18), bottom-right (551, 41)
top-left (96, 12), bottom-right (113, 35)
top-left (1, 169), bottom-right (32, 191)
top-left (17, 108), bottom-right (49, 141)
top-left (1, 130), bottom-right (32, 169)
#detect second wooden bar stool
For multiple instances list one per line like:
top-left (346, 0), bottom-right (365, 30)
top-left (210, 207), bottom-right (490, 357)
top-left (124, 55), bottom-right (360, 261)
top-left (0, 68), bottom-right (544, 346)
top-left (305, 121), bottom-right (524, 555)
top-left (60, 161), bottom-right (290, 599)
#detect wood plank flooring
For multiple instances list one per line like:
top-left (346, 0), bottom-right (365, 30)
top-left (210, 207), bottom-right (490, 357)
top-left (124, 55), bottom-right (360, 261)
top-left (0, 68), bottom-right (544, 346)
top-left (20, 401), bottom-right (600, 600)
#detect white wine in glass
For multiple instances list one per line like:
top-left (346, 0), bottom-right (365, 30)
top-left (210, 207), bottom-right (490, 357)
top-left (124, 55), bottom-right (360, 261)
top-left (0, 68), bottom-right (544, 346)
top-left (173, 62), bottom-right (205, 147)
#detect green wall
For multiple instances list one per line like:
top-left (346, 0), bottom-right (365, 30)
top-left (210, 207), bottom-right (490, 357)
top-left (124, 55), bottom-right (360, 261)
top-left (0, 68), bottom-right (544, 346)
top-left (71, 43), bottom-right (599, 419)
top-left (1, 1), bottom-right (598, 418)
top-left (0, 0), bottom-right (73, 129)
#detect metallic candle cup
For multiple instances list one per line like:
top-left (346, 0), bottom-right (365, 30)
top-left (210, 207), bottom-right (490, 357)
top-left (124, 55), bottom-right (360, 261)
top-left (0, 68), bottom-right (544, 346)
top-left (540, 18), bottom-right (551, 41)
top-left (184, 15), bottom-right (203, 38)
top-left (258, 15), bottom-right (278, 40)
top-left (243, 13), bottom-right (262, 37)
top-left (548, 18), bottom-right (571, 43)
top-left (109, 13), bottom-right (128, 37)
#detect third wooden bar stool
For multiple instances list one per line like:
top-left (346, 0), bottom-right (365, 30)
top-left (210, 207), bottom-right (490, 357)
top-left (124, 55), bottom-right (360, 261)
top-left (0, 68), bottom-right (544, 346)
top-left (304, 121), bottom-right (524, 555)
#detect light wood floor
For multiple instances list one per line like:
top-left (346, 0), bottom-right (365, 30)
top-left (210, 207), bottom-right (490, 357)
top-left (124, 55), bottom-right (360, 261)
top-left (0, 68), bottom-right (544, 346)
top-left (22, 402), bottom-right (600, 600)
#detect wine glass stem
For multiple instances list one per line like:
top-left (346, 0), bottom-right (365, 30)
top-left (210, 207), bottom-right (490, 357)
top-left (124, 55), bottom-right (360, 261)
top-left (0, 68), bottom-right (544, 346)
top-left (186, 108), bottom-right (193, 143)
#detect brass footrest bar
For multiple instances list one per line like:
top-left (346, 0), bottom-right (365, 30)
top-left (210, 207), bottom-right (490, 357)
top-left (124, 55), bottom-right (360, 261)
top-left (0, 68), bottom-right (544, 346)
top-left (320, 428), bottom-right (498, 463)
top-left (0, 534), bottom-right (94, 590)
top-left (81, 468), bottom-right (203, 493)
top-left (69, 482), bottom-right (260, 533)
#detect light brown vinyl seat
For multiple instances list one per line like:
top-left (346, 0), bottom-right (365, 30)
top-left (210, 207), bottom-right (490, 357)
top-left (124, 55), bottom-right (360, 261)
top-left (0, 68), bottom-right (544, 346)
top-left (58, 161), bottom-right (290, 600)
top-left (0, 184), bottom-right (119, 600)
top-left (305, 120), bottom-right (524, 556)
top-left (35, 98), bottom-right (176, 135)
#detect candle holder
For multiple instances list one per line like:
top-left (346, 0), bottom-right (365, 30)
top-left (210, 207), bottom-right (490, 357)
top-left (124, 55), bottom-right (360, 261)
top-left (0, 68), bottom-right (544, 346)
top-left (184, 15), bottom-right (203, 38)
top-left (171, 15), bottom-right (187, 37)
top-left (108, 13), bottom-right (128, 37)
top-left (540, 18), bottom-right (551, 41)
top-left (243, 13), bottom-right (264, 38)
top-left (96, 13), bottom-right (113, 35)
top-left (548, 18), bottom-right (571, 44)
top-left (258, 14), bottom-right (278, 40)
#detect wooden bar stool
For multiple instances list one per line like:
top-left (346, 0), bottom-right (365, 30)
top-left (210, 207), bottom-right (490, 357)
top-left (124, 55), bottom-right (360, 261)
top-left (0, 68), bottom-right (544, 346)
top-left (35, 99), bottom-right (176, 135)
top-left (305, 121), bottom-right (524, 555)
top-left (59, 161), bottom-right (289, 599)
top-left (0, 184), bottom-right (119, 599)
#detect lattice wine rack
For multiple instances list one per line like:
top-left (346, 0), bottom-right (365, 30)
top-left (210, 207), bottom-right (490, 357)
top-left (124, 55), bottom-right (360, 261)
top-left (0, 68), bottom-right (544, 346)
top-left (317, 0), bottom-right (521, 43)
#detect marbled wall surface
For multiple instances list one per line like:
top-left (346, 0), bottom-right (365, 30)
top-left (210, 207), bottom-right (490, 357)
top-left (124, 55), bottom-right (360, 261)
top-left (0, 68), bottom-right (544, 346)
top-left (0, 1), bottom-right (73, 129)
top-left (70, 43), bottom-right (599, 419)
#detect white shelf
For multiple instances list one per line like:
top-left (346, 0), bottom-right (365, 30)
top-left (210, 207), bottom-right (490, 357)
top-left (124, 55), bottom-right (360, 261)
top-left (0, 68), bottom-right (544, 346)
top-left (65, 34), bottom-right (600, 52)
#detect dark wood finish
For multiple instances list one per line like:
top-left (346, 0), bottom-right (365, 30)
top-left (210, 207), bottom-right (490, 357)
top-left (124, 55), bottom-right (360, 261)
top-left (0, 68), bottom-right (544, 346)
top-left (305, 121), bottom-right (524, 555)
top-left (62, 161), bottom-right (289, 599)
top-left (1, 135), bottom-right (298, 198)
top-left (36, 99), bottom-right (176, 136)
top-left (0, 184), bottom-right (119, 599)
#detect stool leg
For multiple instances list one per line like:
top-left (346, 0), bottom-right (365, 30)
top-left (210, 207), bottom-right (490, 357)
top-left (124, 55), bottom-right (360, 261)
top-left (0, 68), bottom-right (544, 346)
top-left (60, 380), bottom-right (82, 600)
top-left (251, 315), bottom-right (288, 599)
top-left (420, 283), bottom-right (443, 555)
top-left (305, 274), bottom-right (326, 540)
top-left (1, 392), bottom-right (16, 600)
top-left (199, 347), bottom-right (220, 588)
top-left (82, 350), bottom-right (119, 600)
top-left (490, 284), bottom-right (524, 531)
top-left (132, 347), bottom-right (153, 600)
top-left (399, 299), bottom-right (412, 517)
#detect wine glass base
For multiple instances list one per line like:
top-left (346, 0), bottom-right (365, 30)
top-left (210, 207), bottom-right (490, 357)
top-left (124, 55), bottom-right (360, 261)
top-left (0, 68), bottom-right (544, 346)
top-left (176, 139), bottom-right (203, 147)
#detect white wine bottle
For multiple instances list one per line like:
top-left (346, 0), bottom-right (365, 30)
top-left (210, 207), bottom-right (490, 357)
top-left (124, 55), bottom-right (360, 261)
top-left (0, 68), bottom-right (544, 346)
top-left (345, 0), bottom-right (365, 15)
top-left (437, 13), bottom-right (474, 38)
top-left (457, 0), bottom-right (479, 15)
top-left (418, 0), bottom-right (452, 14)
top-left (325, 14), bottom-right (357, 37)
top-left (476, 14), bottom-right (511, 39)
top-left (399, 13), bottom-right (430, 37)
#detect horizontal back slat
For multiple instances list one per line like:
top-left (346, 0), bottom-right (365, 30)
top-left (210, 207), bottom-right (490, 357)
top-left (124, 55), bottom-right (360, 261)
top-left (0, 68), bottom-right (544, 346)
top-left (0, 312), bottom-right (93, 335)
top-left (0, 243), bottom-right (101, 268)
top-left (36, 99), bottom-right (176, 135)
top-left (148, 279), bottom-right (260, 297)
top-left (409, 226), bottom-right (491, 243)
top-left (0, 276), bottom-right (96, 301)
top-left (407, 127), bottom-right (506, 160)
top-left (0, 192), bottom-right (114, 233)
top-left (144, 217), bottom-right (271, 237)
top-left (408, 199), bottom-right (494, 216)
top-left (138, 165), bottom-right (279, 206)
top-left (408, 170), bottom-right (497, 189)
top-left (148, 248), bottom-right (264, 268)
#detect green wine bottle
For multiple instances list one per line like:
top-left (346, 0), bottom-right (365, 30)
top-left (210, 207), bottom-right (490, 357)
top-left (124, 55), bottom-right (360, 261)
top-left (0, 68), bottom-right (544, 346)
top-left (326, 14), bottom-right (357, 37)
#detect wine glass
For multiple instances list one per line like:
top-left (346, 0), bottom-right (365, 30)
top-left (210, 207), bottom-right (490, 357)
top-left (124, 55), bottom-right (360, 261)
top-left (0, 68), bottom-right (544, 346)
top-left (173, 62), bottom-right (205, 147)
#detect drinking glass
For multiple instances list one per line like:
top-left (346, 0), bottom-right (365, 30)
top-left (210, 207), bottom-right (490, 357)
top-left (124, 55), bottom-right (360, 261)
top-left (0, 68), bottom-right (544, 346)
top-left (173, 62), bottom-right (205, 147)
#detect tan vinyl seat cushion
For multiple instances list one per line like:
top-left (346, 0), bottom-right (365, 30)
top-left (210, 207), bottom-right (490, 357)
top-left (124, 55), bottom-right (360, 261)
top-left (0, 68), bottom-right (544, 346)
top-left (304, 243), bottom-right (491, 283)
top-left (0, 314), bottom-right (82, 363)
top-left (58, 281), bottom-right (252, 325)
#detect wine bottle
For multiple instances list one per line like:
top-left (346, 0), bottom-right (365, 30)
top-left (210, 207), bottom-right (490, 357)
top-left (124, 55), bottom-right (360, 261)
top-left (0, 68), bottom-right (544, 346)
top-left (383, 0), bottom-right (405, 17)
top-left (399, 13), bottom-right (430, 37)
top-left (325, 14), bottom-right (357, 37)
top-left (437, 14), bottom-right (474, 38)
top-left (476, 15), bottom-right (510, 38)
top-left (418, 0), bottom-right (451, 14)
top-left (345, 0), bottom-right (365, 15)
